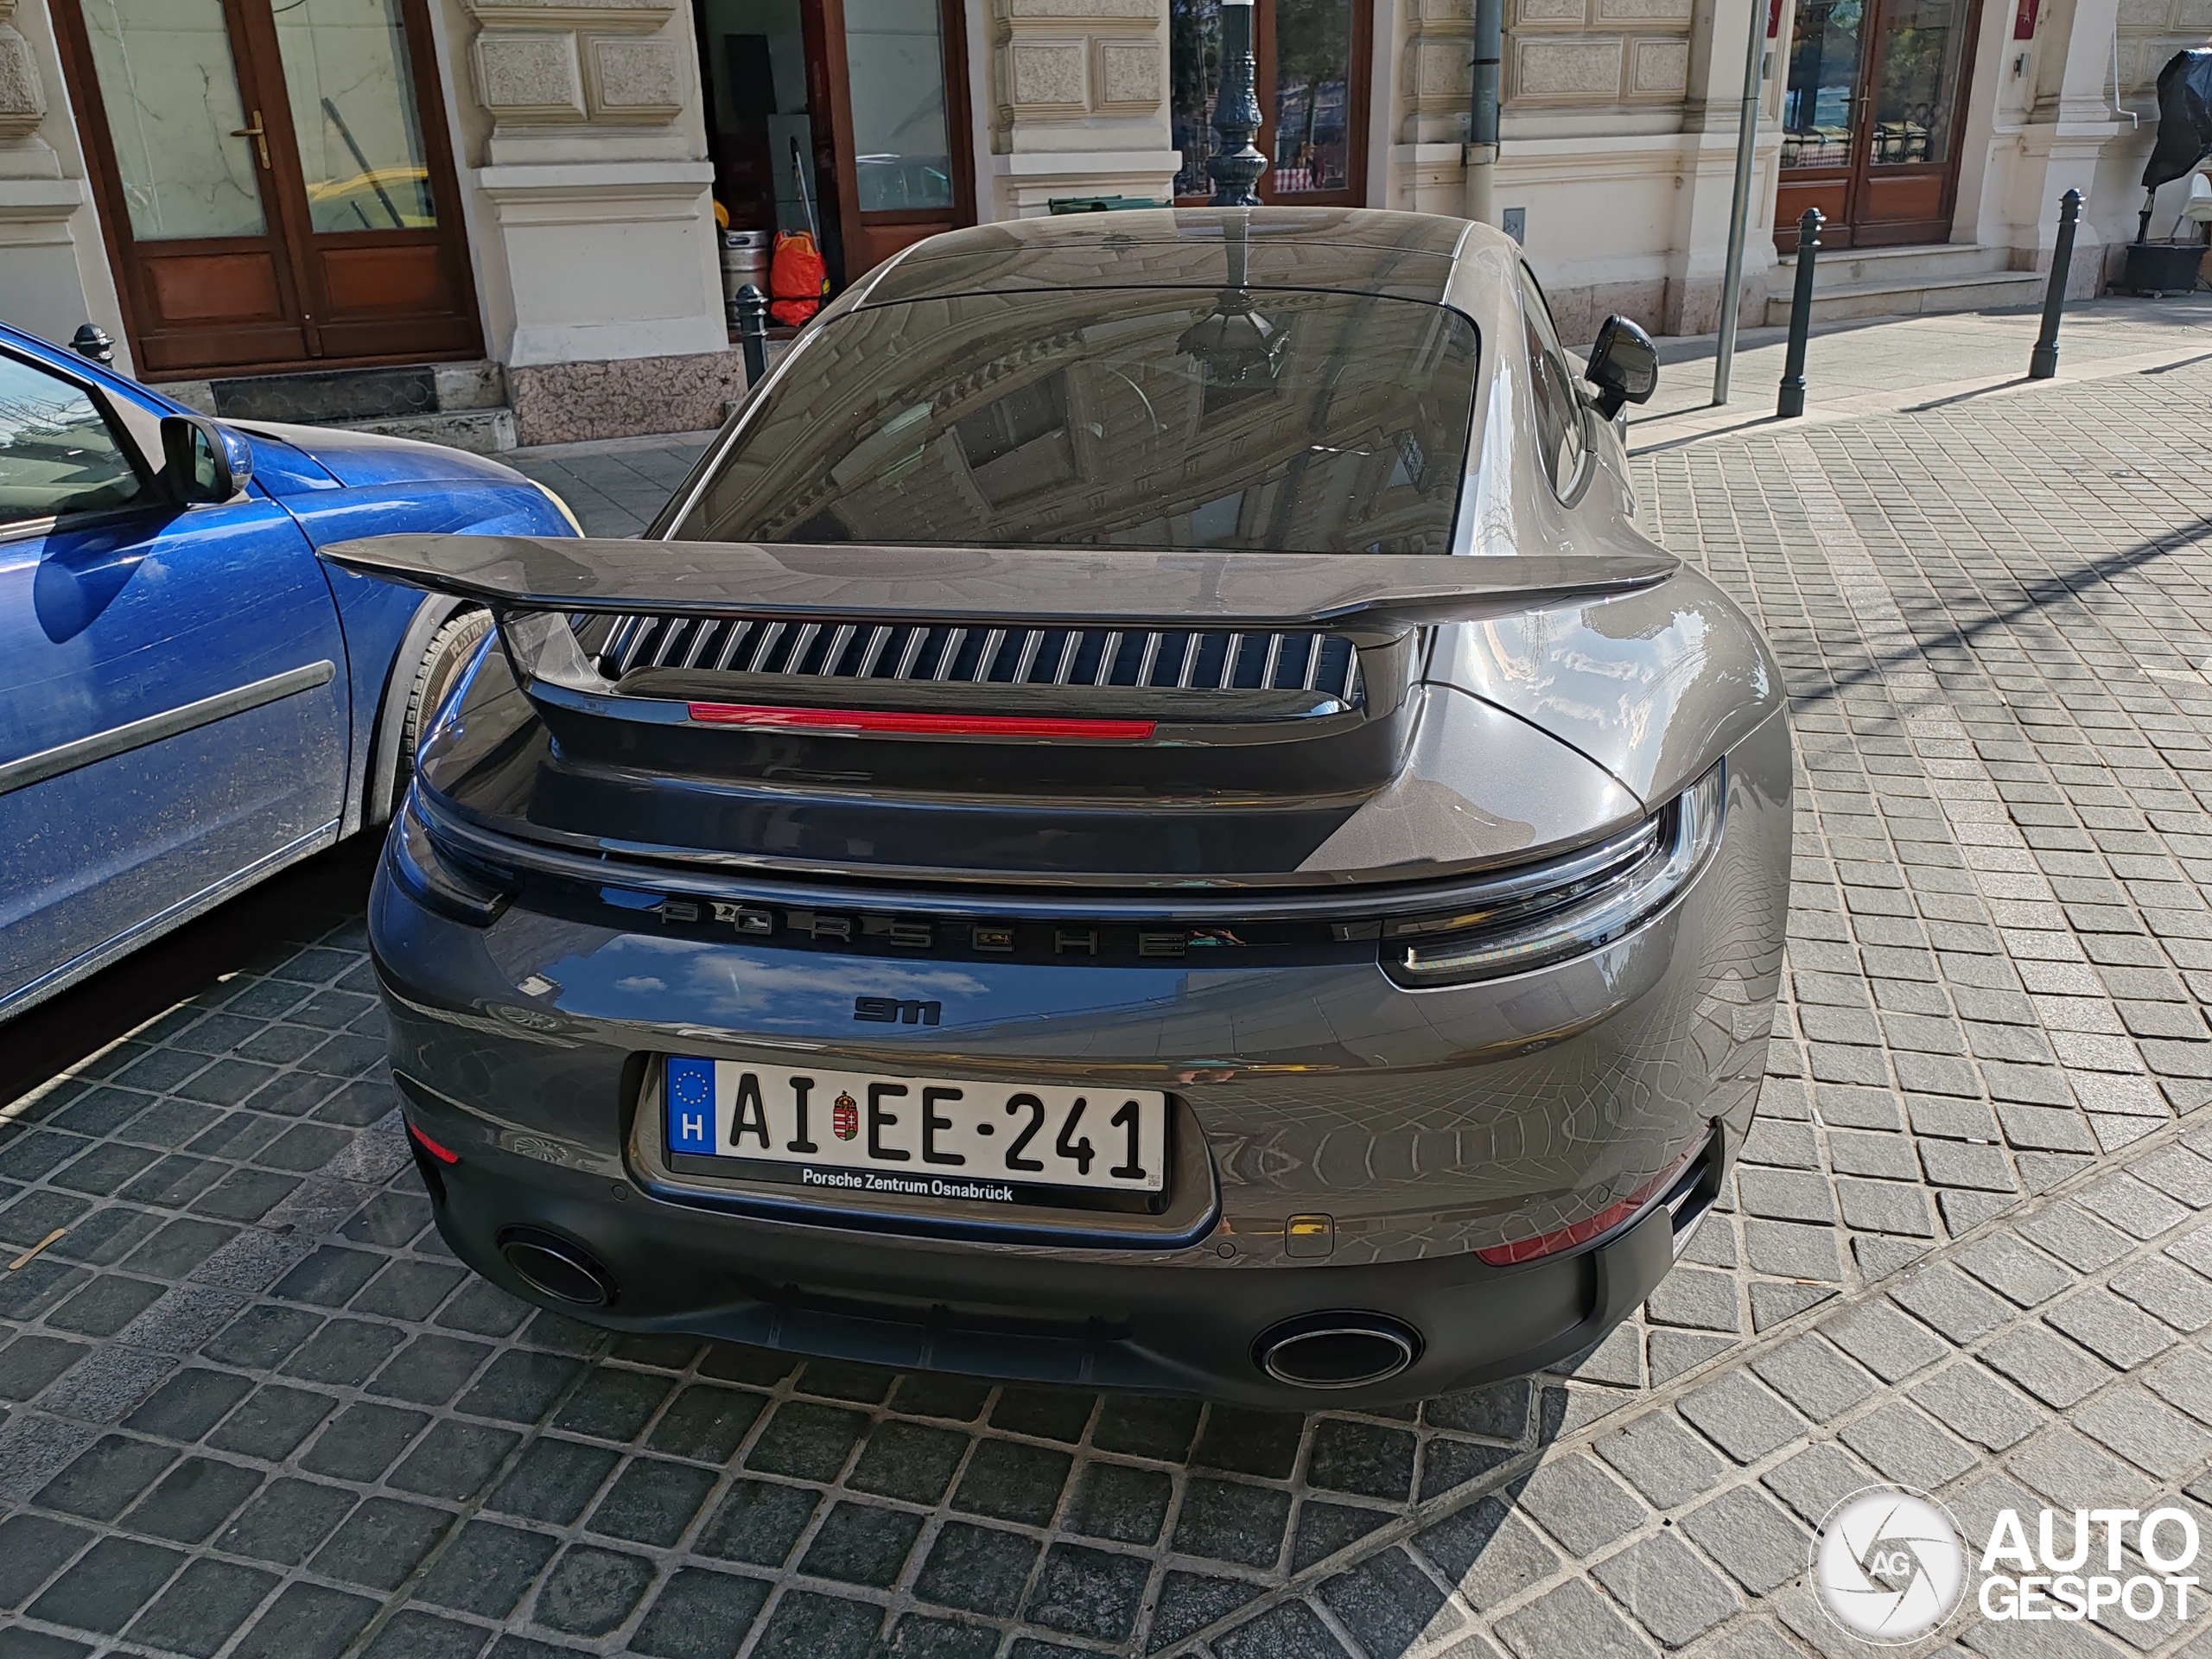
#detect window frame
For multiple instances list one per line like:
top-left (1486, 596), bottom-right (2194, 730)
top-left (1516, 265), bottom-right (1593, 507)
top-left (0, 342), bottom-right (160, 543)
top-left (1171, 0), bottom-right (1375, 207)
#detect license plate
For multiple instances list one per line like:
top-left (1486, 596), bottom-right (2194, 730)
top-left (662, 1056), bottom-right (1167, 1202)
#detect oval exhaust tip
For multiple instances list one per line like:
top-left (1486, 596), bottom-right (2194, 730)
top-left (1255, 1313), bottom-right (1421, 1389)
top-left (499, 1229), bottom-right (615, 1309)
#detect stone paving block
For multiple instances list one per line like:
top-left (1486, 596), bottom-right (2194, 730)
top-left (1905, 1360), bottom-right (2044, 1453)
top-left (1749, 1335), bottom-right (1879, 1424)
top-left (122, 1556), bottom-right (279, 1656)
top-left (213, 1475), bottom-right (356, 1565)
top-left (2072, 1382), bottom-right (2212, 1481)
top-left (1306, 1417), bottom-right (1415, 1501)
top-left (2107, 1255), bottom-right (2212, 1332)
top-left (1887, 1261), bottom-right (2017, 1342)
top-left (1510, 1453), bottom-right (1647, 1558)
top-left (1592, 1412), bottom-right (1726, 1509)
top-left (2006, 1425), bottom-right (2160, 1511)
top-left (1592, 1529), bottom-right (1741, 1647)
top-left (695, 1479), bottom-right (817, 1568)
top-left (2076, 1173), bottom-right (2195, 1238)
top-left (1210, 1598), bottom-right (1352, 1659)
top-left (1494, 1577), bottom-right (1661, 1659)
top-left (629, 1567), bottom-right (772, 1659)
top-left (913, 1522), bottom-right (1039, 1618)
top-left (1836, 1399), bottom-right (1980, 1486)
top-left (1676, 1371), bottom-right (1808, 1464)
top-left (1954, 1232), bottom-right (2077, 1306)
top-left (2044, 1287), bottom-right (2180, 1368)
top-left (1676, 1484), bottom-right (1808, 1596)
top-left (747, 1588), bottom-right (883, 1658)
top-left (1418, 1495), bottom-right (1559, 1609)
top-left (2018, 1201), bottom-right (2136, 1272)
top-left (416, 1520), bottom-right (561, 1618)
top-left (1815, 1299), bottom-right (1951, 1382)
top-left (1760, 1441), bottom-right (1885, 1527)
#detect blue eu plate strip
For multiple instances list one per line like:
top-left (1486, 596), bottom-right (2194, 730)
top-left (666, 1058), bottom-right (715, 1154)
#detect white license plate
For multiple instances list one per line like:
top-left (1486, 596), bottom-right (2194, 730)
top-left (663, 1056), bottom-right (1167, 1200)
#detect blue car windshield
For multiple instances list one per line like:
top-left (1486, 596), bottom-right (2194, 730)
top-left (673, 287), bottom-right (1479, 556)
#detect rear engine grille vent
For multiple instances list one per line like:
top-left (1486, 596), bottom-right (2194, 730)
top-left (587, 614), bottom-right (1364, 704)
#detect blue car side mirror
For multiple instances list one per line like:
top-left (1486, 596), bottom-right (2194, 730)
top-left (160, 414), bottom-right (253, 504)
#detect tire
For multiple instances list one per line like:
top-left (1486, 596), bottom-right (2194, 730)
top-left (395, 607), bottom-right (493, 798)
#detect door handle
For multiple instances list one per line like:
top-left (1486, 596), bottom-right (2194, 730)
top-left (232, 111), bottom-right (270, 170)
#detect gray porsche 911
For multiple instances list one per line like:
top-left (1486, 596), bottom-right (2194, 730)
top-left (332, 207), bottom-right (1789, 1406)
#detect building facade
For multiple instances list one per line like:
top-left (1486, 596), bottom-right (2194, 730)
top-left (0, 0), bottom-right (2197, 445)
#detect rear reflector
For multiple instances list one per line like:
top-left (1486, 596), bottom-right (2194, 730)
top-left (408, 1122), bottom-right (461, 1166)
top-left (686, 702), bottom-right (1156, 741)
top-left (1475, 1143), bottom-right (1701, 1267)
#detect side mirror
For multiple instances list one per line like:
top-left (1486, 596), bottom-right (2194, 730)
top-left (160, 414), bottom-right (253, 504)
top-left (1584, 315), bottom-right (1659, 420)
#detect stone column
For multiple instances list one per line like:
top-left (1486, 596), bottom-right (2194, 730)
top-left (987, 0), bottom-right (1179, 214)
top-left (0, 0), bottom-right (131, 366)
top-left (1389, 0), bottom-right (1477, 213)
top-left (2017, 0), bottom-right (2132, 291)
top-left (455, 0), bottom-right (736, 442)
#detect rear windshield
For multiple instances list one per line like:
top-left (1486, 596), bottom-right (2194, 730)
top-left (672, 287), bottom-right (1478, 555)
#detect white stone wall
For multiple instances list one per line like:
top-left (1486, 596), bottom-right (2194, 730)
top-left (0, 0), bottom-right (133, 369)
top-left (984, 0), bottom-right (1179, 213)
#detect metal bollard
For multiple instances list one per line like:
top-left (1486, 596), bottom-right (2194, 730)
top-left (1776, 208), bottom-right (1822, 419)
top-left (734, 284), bottom-right (769, 387)
top-left (69, 324), bottom-right (113, 365)
top-left (2028, 188), bottom-right (2082, 381)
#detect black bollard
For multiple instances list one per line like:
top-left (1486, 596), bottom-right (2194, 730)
top-left (734, 284), bottom-right (769, 387)
top-left (70, 324), bottom-right (113, 365)
top-left (1776, 208), bottom-right (1822, 419)
top-left (2028, 188), bottom-right (2082, 381)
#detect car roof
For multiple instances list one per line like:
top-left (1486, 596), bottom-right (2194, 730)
top-left (855, 207), bottom-right (1491, 308)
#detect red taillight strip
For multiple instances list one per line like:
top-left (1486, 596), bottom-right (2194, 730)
top-left (408, 1122), bottom-right (461, 1166)
top-left (1474, 1143), bottom-right (1701, 1267)
top-left (685, 702), bottom-right (1156, 741)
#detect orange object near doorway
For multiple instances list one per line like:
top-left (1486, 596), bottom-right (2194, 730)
top-left (769, 231), bottom-right (828, 326)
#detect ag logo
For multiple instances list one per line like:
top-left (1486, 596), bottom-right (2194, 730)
top-left (1812, 1486), bottom-right (1967, 1643)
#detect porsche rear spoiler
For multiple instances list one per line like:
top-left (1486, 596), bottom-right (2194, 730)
top-left (323, 534), bottom-right (1678, 790)
top-left (319, 535), bottom-right (1677, 639)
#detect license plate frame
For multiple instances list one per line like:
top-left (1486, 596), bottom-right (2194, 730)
top-left (660, 1056), bottom-right (1172, 1211)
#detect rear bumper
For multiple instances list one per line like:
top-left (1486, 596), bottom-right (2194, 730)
top-left (399, 1083), bottom-right (1720, 1406)
top-left (371, 711), bottom-right (1788, 1402)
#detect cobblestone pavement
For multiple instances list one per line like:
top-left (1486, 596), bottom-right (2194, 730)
top-left (508, 435), bottom-right (712, 538)
top-left (7, 357), bottom-right (2212, 1657)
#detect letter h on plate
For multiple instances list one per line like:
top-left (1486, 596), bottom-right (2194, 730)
top-left (666, 1058), bottom-right (716, 1153)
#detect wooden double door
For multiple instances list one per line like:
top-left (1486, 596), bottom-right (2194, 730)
top-left (55, 0), bottom-right (480, 378)
top-left (1775, 0), bottom-right (1985, 249)
top-left (696, 0), bottom-right (976, 290)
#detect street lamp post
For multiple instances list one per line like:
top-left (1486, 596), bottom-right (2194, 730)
top-left (1208, 0), bottom-right (1267, 206)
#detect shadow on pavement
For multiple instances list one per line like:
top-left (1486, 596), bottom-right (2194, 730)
top-left (0, 834), bottom-right (383, 1109)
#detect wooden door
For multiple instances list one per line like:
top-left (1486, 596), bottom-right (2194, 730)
top-left (1171, 0), bottom-right (1372, 205)
top-left (1775, 0), bottom-right (1984, 249)
top-left (56, 0), bottom-right (480, 378)
top-left (810, 0), bottom-right (976, 280)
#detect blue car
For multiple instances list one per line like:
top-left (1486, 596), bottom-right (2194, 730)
top-left (0, 321), bottom-right (580, 1021)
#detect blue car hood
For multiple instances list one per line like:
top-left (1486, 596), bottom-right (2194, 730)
top-left (229, 419), bottom-right (526, 491)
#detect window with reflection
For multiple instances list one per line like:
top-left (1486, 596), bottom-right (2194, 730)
top-left (0, 354), bottom-right (146, 528)
top-left (1171, 0), bottom-right (1369, 201)
top-left (677, 288), bottom-right (1478, 554)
